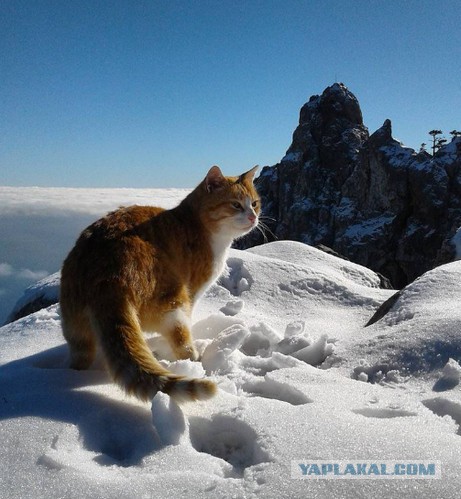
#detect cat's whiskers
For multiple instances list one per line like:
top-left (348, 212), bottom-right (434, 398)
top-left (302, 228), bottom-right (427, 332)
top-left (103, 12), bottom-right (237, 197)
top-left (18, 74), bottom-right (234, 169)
top-left (255, 218), bottom-right (277, 243)
top-left (259, 215), bottom-right (276, 223)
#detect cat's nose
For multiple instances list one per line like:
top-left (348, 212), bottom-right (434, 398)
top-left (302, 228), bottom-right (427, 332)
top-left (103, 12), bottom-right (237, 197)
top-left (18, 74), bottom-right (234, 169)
top-left (248, 213), bottom-right (257, 224)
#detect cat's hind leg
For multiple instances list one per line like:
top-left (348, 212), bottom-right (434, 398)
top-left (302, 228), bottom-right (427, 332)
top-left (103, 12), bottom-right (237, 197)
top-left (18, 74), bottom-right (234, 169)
top-left (158, 307), bottom-right (198, 361)
top-left (61, 306), bottom-right (97, 370)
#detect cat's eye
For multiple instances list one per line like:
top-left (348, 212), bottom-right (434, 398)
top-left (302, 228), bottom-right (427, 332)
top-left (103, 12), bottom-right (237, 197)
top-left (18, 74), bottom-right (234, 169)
top-left (252, 200), bottom-right (259, 208)
top-left (232, 202), bottom-right (243, 211)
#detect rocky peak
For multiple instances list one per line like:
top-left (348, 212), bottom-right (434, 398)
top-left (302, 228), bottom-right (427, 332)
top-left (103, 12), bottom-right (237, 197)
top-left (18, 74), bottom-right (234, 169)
top-left (239, 84), bottom-right (461, 288)
top-left (298, 82), bottom-right (363, 130)
top-left (286, 83), bottom-right (367, 161)
top-left (370, 119), bottom-right (393, 144)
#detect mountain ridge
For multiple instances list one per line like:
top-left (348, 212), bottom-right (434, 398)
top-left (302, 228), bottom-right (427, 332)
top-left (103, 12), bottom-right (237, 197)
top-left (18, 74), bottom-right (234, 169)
top-left (239, 83), bottom-right (461, 287)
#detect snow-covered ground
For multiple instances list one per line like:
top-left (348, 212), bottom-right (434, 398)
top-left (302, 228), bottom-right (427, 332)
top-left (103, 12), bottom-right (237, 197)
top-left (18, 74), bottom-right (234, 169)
top-left (2, 187), bottom-right (461, 498)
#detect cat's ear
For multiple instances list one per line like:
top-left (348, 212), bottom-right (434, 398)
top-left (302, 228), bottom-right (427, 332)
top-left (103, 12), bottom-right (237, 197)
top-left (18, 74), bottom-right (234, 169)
top-left (205, 166), bottom-right (226, 193)
top-left (238, 165), bottom-right (259, 184)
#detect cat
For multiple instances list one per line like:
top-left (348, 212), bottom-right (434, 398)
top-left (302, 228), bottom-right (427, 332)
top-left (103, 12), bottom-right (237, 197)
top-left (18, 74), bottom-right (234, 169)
top-left (60, 166), bottom-right (260, 402)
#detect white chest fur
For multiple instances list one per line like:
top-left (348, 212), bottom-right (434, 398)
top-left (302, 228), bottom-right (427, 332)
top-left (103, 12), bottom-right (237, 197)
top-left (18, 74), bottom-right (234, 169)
top-left (211, 236), bottom-right (231, 282)
top-left (194, 231), bottom-right (232, 303)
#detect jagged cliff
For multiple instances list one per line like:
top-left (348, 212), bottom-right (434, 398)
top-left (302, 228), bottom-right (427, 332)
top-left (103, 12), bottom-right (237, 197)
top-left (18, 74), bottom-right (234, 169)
top-left (240, 83), bottom-right (461, 288)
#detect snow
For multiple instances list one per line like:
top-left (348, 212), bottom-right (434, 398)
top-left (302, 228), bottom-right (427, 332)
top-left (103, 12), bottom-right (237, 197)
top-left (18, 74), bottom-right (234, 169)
top-left (379, 144), bottom-right (416, 168)
top-left (334, 196), bottom-right (355, 219)
top-left (2, 188), bottom-right (461, 497)
top-left (436, 137), bottom-right (461, 161)
top-left (281, 152), bottom-right (302, 163)
top-left (343, 215), bottom-right (395, 242)
top-left (433, 359), bottom-right (461, 392)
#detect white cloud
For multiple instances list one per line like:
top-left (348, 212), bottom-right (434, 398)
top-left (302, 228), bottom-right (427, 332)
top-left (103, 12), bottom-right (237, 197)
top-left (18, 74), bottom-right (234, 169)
top-left (16, 269), bottom-right (49, 281)
top-left (0, 263), bottom-right (48, 281)
top-left (0, 263), bottom-right (14, 277)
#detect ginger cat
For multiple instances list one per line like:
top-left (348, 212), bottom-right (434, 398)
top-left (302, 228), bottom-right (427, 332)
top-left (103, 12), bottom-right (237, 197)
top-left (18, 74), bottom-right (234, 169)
top-left (60, 166), bottom-right (260, 402)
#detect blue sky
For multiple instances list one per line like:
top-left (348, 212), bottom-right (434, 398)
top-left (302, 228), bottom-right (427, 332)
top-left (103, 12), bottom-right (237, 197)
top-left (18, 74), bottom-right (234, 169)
top-left (1, 0), bottom-right (460, 188)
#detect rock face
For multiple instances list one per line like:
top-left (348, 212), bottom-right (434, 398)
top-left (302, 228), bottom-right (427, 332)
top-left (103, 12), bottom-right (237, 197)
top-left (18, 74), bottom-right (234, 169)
top-left (5, 273), bottom-right (60, 324)
top-left (240, 83), bottom-right (461, 288)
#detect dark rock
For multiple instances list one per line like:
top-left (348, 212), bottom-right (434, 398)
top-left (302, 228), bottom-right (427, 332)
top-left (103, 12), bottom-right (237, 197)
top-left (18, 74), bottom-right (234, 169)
top-left (314, 244), bottom-right (349, 261)
top-left (240, 83), bottom-right (461, 287)
top-left (4, 272), bottom-right (60, 324)
top-left (365, 289), bottom-right (403, 327)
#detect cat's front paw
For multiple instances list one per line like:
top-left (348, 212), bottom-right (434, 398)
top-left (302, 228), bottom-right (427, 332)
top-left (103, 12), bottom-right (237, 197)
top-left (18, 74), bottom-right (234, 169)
top-left (175, 344), bottom-right (199, 362)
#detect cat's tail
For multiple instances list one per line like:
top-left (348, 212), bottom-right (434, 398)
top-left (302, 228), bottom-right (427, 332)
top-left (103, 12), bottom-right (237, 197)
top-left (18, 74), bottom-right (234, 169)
top-left (89, 305), bottom-right (217, 403)
top-left (159, 374), bottom-right (217, 403)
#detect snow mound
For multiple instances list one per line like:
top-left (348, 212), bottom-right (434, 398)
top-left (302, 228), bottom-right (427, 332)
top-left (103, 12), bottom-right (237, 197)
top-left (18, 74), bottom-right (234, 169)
top-left (433, 359), bottom-right (461, 392)
top-left (352, 261), bottom-right (461, 381)
top-left (3, 240), bottom-right (461, 497)
top-left (152, 392), bottom-right (189, 446)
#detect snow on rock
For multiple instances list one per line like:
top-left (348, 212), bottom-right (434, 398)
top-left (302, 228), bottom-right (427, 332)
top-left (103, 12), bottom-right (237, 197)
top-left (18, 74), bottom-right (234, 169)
top-left (349, 260), bottom-right (461, 381)
top-left (452, 227), bottom-right (461, 260)
top-left (5, 271), bottom-right (60, 323)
